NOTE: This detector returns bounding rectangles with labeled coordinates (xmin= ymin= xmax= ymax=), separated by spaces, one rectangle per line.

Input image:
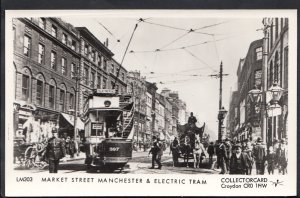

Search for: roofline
xmin=76 ymin=27 xmax=114 ymax=57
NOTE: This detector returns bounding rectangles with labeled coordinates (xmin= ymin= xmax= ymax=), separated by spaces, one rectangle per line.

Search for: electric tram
xmin=82 ymin=89 xmax=135 ymax=172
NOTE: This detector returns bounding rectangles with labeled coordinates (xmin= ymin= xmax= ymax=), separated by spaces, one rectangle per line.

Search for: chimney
xmin=106 ymin=38 xmax=109 ymax=47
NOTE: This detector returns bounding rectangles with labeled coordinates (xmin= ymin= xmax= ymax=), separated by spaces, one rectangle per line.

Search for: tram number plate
xmin=109 ymin=147 xmax=120 ymax=152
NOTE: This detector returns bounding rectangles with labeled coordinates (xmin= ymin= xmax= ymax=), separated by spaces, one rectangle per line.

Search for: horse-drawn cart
xmin=176 ymin=123 xmax=206 ymax=167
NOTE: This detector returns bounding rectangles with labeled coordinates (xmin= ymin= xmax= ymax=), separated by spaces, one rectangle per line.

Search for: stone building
xmin=13 ymin=17 xmax=81 ymax=140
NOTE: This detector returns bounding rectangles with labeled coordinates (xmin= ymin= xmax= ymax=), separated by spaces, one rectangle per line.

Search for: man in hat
xmin=252 ymin=137 xmax=266 ymax=175
xmin=218 ymin=139 xmax=228 ymax=174
xmin=148 ymin=136 xmax=162 ymax=169
xmin=224 ymin=138 xmax=232 ymax=172
xmin=45 ymin=128 xmax=66 ymax=173
xmin=276 ymin=138 xmax=288 ymax=175
xmin=229 ymin=143 xmax=249 ymax=175
xmin=188 ymin=112 xmax=197 ymax=128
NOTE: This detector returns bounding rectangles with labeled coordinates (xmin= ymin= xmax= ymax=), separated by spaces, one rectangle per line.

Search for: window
xmin=84 ymin=67 xmax=89 ymax=85
xmin=111 ymin=81 xmax=115 ymax=89
xmin=13 ymin=27 xmax=16 ymax=45
xmin=269 ymin=61 xmax=273 ymax=88
xmin=275 ymin=18 xmax=279 ymax=39
xmin=36 ymin=80 xmax=43 ymax=105
xmin=51 ymin=25 xmax=57 ymax=38
xmin=69 ymin=93 xmax=74 ymax=110
xmin=50 ymin=51 xmax=57 ymax=70
xmin=102 ymin=78 xmax=107 ymax=89
xmin=61 ymin=57 xmax=67 ymax=76
xmin=49 ymin=85 xmax=55 ymax=108
xmin=84 ymin=44 xmax=88 ymax=55
xmin=38 ymin=18 xmax=46 ymax=30
xmin=255 ymin=47 xmax=262 ymax=61
xmin=91 ymin=71 xmax=95 ymax=88
xmin=91 ymin=50 xmax=96 ymax=62
xmin=38 ymin=44 xmax=45 ymax=64
xmin=23 ymin=35 xmax=31 ymax=57
xmin=284 ymin=47 xmax=288 ymax=88
xmin=59 ymin=90 xmax=65 ymax=111
xmin=22 ymin=75 xmax=29 ymax=100
xmin=98 ymin=55 xmax=102 ymax=67
xmin=62 ymin=33 xmax=67 ymax=44
xmin=111 ymin=64 xmax=115 ymax=74
xmin=97 ymin=75 xmax=101 ymax=89
xmin=121 ymin=73 xmax=125 ymax=81
xmin=71 ymin=40 xmax=76 ymax=51
xmin=254 ymin=70 xmax=262 ymax=89
xmin=71 ymin=63 xmax=76 ymax=78
xmin=103 ymin=59 xmax=107 ymax=71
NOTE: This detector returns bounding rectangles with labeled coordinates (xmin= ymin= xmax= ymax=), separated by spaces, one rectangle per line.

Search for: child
xmin=265 ymin=146 xmax=276 ymax=175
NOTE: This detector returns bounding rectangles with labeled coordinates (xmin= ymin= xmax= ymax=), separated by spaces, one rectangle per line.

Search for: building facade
xmin=263 ymin=18 xmax=289 ymax=145
xmin=229 ymin=39 xmax=263 ymax=141
xmin=127 ymin=71 xmax=148 ymax=143
xmin=13 ymin=17 xmax=81 ymax=140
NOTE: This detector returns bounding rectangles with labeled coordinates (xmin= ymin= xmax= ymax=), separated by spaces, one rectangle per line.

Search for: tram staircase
xmin=120 ymin=102 xmax=134 ymax=139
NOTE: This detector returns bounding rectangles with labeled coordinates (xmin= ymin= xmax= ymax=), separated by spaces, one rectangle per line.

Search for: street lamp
xmin=218 ymin=106 xmax=228 ymax=140
xmin=248 ymin=82 xmax=284 ymax=144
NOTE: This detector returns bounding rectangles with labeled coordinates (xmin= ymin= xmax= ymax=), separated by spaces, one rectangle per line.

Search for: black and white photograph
xmin=4 ymin=10 xmax=297 ymax=196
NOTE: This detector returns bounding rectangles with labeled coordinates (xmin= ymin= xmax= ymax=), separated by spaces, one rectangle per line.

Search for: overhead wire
xmin=184 ymin=48 xmax=218 ymax=72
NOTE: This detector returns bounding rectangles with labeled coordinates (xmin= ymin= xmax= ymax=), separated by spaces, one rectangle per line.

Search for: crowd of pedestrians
xmin=214 ymin=137 xmax=288 ymax=175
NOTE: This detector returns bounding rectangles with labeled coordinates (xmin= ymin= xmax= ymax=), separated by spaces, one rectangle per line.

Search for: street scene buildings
xmin=11 ymin=16 xmax=290 ymax=175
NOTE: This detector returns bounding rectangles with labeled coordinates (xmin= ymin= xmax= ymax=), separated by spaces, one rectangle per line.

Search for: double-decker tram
xmin=82 ymin=89 xmax=134 ymax=172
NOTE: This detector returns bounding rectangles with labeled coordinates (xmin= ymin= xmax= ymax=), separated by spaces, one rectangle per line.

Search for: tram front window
xmin=105 ymin=116 xmax=120 ymax=138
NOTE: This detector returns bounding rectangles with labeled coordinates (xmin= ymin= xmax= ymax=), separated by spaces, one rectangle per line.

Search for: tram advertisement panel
xmin=4 ymin=9 xmax=297 ymax=197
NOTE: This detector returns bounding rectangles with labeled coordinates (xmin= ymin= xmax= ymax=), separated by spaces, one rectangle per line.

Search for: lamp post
xmin=218 ymin=106 xmax=228 ymax=140
xmin=71 ymin=66 xmax=82 ymax=141
xmin=248 ymin=82 xmax=284 ymax=144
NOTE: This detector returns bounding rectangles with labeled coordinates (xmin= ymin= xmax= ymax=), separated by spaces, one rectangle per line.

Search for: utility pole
xmin=209 ymin=61 xmax=229 ymax=140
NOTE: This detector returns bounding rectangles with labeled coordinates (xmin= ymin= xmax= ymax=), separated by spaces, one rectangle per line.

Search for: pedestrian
xmin=45 ymin=128 xmax=66 ymax=173
xmin=224 ymin=138 xmax=232 ymax=173
xmin=218 ymin=139 xmax=228 ymax=174
xmin=69 ymin=138 xmax=76 ymax=158
xmin=229 ymin=144 xmax=248 ymax=175
xmin=252 ymin=137 xmax=266 ymax=175
xmin=215 ymin=140 xmax=220 ymax=169
xmin=276 ymin=138 xmax=288 ymax=175
xmin=265 ymin=146 xmax=276 ymax=175
xmin=207 ymin=142 xmax=215 ymax=164
xmin=243 ymin=144 xmax=254 ymax=175
xmin=170 ymin=137 xmax=180 ymax=167
xmin=193 ymin=140 xmax=206 ymax=168
xmin=148 ymin=136 xmax=162 ymax=169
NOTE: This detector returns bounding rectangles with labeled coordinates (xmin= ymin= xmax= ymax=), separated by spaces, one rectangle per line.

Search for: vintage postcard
xmin=4 ymin=10 xmax=297 ymax=196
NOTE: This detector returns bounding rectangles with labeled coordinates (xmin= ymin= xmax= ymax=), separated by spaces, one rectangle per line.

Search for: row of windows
xmin=83 ymin=66 xmax=108 ymax=89
xmin=267 ymin=47 xmax=288 ymax=88
xmin=111 ymin=64 xmax=126 ymax=81
xmin=38 ymin=18 xmax=77 ymax=51
xmin=21 ymin=74 xmax=74 ymax=111
xmin=84 ymin=42 xmax=108 ymax=71
xmin=23 ymin=35 xmax=78 ymax=77
xmin=268 ymin=18 xmax=288 ymax=52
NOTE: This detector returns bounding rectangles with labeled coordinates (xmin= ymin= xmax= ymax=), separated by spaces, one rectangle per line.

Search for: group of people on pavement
xmin=214 ymin=137 xmax=288 ymax=175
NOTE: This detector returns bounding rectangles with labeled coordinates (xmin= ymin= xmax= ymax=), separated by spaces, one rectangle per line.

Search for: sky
xmin=62 ymin=15 xmax=263 ymax=140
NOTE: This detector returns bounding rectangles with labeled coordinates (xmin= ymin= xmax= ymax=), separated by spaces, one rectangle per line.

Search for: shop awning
xmin=61 ymin=113 xmax=84 ymax=130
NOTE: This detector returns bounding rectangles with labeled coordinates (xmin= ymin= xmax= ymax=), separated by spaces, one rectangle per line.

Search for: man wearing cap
xmin=229 ymin=143 xmax=248 ymax=174
xmin=252 ymin=137 xmax=266 ymax=175
xmin=218 ymin=139 xmax=228 ymax=174
xmin=45 ymin=128 xmax=66 ymax=173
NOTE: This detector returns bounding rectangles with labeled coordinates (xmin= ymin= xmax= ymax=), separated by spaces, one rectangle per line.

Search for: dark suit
xmin=46 ymin=137 xmax=66 ymax=173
